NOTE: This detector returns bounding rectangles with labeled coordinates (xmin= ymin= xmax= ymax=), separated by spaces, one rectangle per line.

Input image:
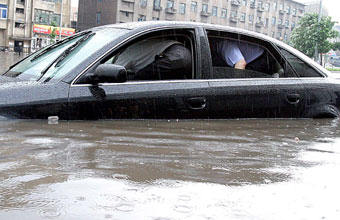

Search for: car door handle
xmin=286 ymin=93 xmax=300 ymax=104
xmin=187 ymin=97 xmax=206 ymax=110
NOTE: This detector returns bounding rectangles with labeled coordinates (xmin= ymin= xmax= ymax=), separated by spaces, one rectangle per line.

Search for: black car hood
xmin=0 ymin=76 xmax=40 ymax=88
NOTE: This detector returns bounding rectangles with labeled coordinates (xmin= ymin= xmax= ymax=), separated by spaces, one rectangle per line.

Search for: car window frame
xmin=72 ymin=27 xmax=200 ymax=86
xmin=275 ymin=46 xmax=326 ymax=78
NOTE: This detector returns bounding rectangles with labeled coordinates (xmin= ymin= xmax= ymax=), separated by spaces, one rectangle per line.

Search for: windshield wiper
xmin=38 ymin=32 xmax=96 ymax=82
xmin=31 ymin=31 xmax=93 ymax=62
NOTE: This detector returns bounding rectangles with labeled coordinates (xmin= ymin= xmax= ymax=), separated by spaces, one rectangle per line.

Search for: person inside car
xmin=212 ymin=39 xmax=264 ymax=70
xmin=114 ymin=38 xmax=192 ymax=80
xmin=209 ymin=38 xmax=282 ymax=78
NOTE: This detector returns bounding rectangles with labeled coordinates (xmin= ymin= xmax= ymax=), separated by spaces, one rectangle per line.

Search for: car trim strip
xmin=70 ymin=77 xmax=323 ymax=87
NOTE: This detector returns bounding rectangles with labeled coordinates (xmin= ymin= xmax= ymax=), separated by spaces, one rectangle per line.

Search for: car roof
xmin=92 ymin=21 xmax=278 ymax=42
xmin=92 ymin=21 xmax=297 ymax=53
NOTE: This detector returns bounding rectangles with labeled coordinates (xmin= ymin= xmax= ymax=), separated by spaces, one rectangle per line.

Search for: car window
xmin=280 ymin=49 xmax=323 ymax=77
xmin=3 ymin=28 xmax=128 ymax=82
xmin=207 ymin=30 xmax=291 ymax=79
xmin=76 ymin=29 xmax=195 ymax=84
xmin=3 ymin=37 xmax=81 ymax=81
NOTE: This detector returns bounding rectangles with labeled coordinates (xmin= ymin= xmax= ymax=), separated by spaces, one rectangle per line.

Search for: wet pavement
xmin=1 ymin=52 xmax=340 ymax=219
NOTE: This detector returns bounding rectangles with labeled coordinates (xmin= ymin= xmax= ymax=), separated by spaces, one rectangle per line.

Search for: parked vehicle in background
xmin=330 ymin=56 xmax=340 ymax=67
xmin=1 ymin=21 xmax=340 ymax=120
xmin=0 ymin=46 xmax=9 ymax=52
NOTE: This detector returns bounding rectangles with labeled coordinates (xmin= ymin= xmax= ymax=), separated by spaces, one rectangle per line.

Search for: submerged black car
xmin=1 ymin=21 xmax=340 ymax=120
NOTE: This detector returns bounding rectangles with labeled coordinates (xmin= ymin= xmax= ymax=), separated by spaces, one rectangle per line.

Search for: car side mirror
xmin=93 ymin=64 xmax=127 ymax=83
xmin=78 ymin=64 xmax=127 ymax=84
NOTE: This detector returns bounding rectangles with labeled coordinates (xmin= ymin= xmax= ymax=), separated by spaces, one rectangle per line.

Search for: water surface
xmin=0 ymin=119 xmax=339 ymax=220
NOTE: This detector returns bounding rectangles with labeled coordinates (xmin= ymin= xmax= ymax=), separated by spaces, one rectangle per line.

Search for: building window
xmin=221 ymin=8 xmax=227 ymax=18
xmin=279 ymin=4 xmax=283 ymax=11
xmin=140 ymin=0 xmax=147 ymax=7
xmin=292 ymin=21 xmax=295 ymax=29
xmin=264 ymin=18 xmax=268 ymax=27
xmin=298 ymin=9 xmax=304 ymax=15
xmin=15 ymin=22 xmax=25 ymax=28
xmin=152 ymin=17 xmax=159 ymax=20
xmin=154 ymin=0 xmax=161 ymax=8
xmin=286 ymin=6 xmax=290 ymax=14
xmin=191 ymin=1 xmax=197 ymax=12
xmin=271 ymin=31 xmax=275 ymax=37
xmin=34 ymin=9 xmax=60 ymax=25
xmin=16 ymin=8 xmax=24 ymax=14
xmin=250 ymin=0 xmax=255 ymax=8
xmin=242 ymin=0 xmax=247 ymax=6
xmin=278 ymin=18 xmax=282 ymax=25
xmin=231 ymin=10 xmax=237 ymax=18
xmin=257 ymin=1 xmax=262 ymax=8
xmin=284 ymin=33 xmax=287 ymax=41
xmin=292 ymin=8 xmax=297 ymax=16
xmin=249 ymin=14 xmax=254 ymax=24
xmin=264 ymin=3 xmax=270 ymax=11
xmin=179 ymin=3 xmax=186 ymax=14
xmin=138 ymin=14 xmax=146 ymax=21
xmin=277 ymin=32 xmax=281 ymax=38
xmin=96 ymin=12 xmax=101 ymax=24
xmin=285 ymin=20 xmax=289 ymax=27
xmin=256 ymin=16 xmax=261 ymax=23
xmin=273 ymin=2 xmax=277 ymax=11
xmin=0 ymin=4 xmax=8 ymax=19
xmin=272 ymin=16 xmax=276 ymax=25
xmin=212 ymin=6 xmax=217 ymax=16
xmin=166 ymin=0 xmax=174 ymax=9
xmin=240 ymin=12 xmax=246 ymax=22
xmin=98 ymin=0 xmax=102 ymax=2
xmin=202 ymin=4 xmax=208 ymax=13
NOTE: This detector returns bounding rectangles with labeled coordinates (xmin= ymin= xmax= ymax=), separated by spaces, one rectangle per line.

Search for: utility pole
xmin=314 ymin=0 xmax=323 ymax=63
xmin=59 ymin=0 xmax=63 ymax=41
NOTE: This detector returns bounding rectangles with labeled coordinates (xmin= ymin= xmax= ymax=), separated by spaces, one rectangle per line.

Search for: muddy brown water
xmin=1 ymin=53 xmax=340 ymax=220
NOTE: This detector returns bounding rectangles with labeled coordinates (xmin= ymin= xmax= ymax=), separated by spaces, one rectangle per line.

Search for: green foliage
xmin=326 ymin=67 xmax=340 ymax=71
xmin=291 ymin=13 xmax=339 ymax=58
xmin=332 ymin=42 xmax=340 ymax=51
xmin=49 ymin=21 xmax=58 ymax=44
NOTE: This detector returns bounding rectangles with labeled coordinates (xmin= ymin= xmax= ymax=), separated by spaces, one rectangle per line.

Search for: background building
xmin=0 ymin=0 xmax=73 ymax=53
xmin=304 ymin=0 xmax=328 ymax=17
xmin=70 ymin=5 xmax=77 ymax=29
xmin=78 ymin=0 xmax=305 ymax=42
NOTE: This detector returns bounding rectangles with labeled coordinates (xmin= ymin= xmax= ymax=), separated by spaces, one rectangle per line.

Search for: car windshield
xmin=2 ymin=28 xmax=128 ymax=82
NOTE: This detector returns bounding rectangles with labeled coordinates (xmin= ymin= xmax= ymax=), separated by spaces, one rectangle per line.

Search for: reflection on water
xmin=0 ymin=119 xmax=340 ymax=219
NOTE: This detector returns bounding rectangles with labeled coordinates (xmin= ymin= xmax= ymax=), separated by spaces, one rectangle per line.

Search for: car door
xmin=279 ymin=48 xmax=340 ymax=118
xmin=205 ymin=29 xmax=308 ymax=118
xmin=68 ymin=82 xmax=157 ymax=120
xmin=68 ymin=28 xmax=210 ymax=120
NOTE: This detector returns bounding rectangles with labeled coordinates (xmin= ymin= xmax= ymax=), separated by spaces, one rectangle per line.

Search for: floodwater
xmin=1 ymin=53 xmax=340 ymax=220
xmin=0 ymin=119 xmax=340 ymax=220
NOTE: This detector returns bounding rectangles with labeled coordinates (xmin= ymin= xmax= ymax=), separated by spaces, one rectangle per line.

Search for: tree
xmin=332 ymin=42 xmax=340 ymax=51
xmin=49 ymin=21 xmax=58 ymax=44
xmin=291 ymin=13 xmax=338 ymax=58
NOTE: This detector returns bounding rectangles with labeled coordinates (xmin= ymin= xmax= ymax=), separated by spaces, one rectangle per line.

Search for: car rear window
xmin=280 ymin=49 xmax=323 ymax=78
